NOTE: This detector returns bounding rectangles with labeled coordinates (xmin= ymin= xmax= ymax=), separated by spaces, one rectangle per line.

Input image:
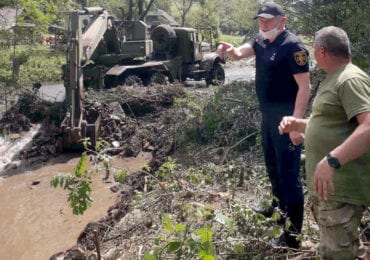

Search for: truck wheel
xmin=104 ymin=76 xmax=116 ymax=88
xmin=124 ymin=75 xmax=143 ymax=86
xmin=150 ymin=72 xmax=169 ymax=85
xmin=206 ymin=63 xmax=225 ymax=86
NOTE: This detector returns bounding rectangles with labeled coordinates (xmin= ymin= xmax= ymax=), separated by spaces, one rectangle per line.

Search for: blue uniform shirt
xmin=249 ymin=30 xmax=309 ymax=112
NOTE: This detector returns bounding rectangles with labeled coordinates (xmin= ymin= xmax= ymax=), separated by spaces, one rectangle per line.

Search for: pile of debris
xmin=85 ymin=85 xmax=187 ymax=170
xmin=0 ymin=91 xmax=64 ymax=168
xmin=0 ymin=85 xmax=188 ymax=172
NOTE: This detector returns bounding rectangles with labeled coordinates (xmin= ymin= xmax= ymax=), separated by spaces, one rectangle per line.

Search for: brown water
xmin=0 ymin=152 xmax=151 ymax=260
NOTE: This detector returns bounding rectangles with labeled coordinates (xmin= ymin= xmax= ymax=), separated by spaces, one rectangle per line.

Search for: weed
xmin=114 ymin=169 xmax=128 ymax=183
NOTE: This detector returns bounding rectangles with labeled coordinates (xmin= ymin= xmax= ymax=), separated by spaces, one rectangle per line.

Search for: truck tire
xmin=205 ymin=63 xmax=225 ymax=86
xmin=150 ymin=72 xmax=169 ymax=85
xmin=104 ymin=75 xmax=117 ymax=88
xmin=124 ymin=75 xmax=143 ymax=86
xmin=151 ymin=25 xmax=176 ymax=52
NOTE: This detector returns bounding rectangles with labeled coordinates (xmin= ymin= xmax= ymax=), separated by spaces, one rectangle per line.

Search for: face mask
xmin=259 ymin=22 xmax=281 ymax=40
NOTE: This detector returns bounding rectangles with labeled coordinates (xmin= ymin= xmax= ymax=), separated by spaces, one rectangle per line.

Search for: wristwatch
xmin=326 ymin=153 xmax=341 ymax=169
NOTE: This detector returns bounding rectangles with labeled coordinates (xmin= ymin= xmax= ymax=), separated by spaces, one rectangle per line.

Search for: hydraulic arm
xmin=62 ymin=7 xmax=109 ymax=148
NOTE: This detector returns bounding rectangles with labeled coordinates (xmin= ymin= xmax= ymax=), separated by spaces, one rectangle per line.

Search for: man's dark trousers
xmin=261 ymin=106 xmax=304 ymax=234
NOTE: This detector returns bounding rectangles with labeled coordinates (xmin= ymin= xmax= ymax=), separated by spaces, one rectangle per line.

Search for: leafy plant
xmin=50 ymin=152 xmax=93 ymax=215
xmin=145 ymin=212 xmax=216 ymax=260
xmin=176 ymin=82 xmax=260 ymax=153
xmin=155 ymin=156 xmax=175 ymax=180
xmin=114 ymin=169 xmax=128 ymax=183
xmin=50 ymin=138 xmax=129 ymax=215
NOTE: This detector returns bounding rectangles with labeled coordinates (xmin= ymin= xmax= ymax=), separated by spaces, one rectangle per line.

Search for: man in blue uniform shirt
xmin=217 ymin=2 xmax=311 ymax=248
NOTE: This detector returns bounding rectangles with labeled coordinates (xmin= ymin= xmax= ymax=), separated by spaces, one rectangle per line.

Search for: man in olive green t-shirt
xmin=278 ymin=26 xmax=370 ymax=259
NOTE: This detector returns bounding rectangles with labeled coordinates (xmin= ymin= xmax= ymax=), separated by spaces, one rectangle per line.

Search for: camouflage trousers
xmin=311 ymin=197 xmax=367 ymax=259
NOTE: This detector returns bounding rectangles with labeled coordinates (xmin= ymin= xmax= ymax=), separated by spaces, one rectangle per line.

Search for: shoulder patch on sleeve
xmin=294 ymin=50 xmax=308 ymax=66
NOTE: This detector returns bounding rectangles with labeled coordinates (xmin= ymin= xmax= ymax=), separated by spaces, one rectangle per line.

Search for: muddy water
xmin=0 ymin=125 xmax=42 ymax=172
xmin=0 ymin=152 xmax=151 ymax=260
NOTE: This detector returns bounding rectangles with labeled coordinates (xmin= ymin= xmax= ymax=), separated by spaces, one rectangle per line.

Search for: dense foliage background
xmin=0 ymin=0 xmax=369 ymax=88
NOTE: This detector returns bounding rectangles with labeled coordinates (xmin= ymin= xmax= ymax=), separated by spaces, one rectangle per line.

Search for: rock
xmin=87 ymin=253 xmax=98 ymax=260
xmin=109 ymin=101 xmax=125 ymax=118
xmin=49 ymin=252 xmax=65 ymax=260
xmin=9 ymin=133 xmax=21 ymax=140
xmin=110 ymin=184 xmax=120 ymax=193
xmin=112 ymin=141 xmax=120 ymax=148
xmin=64 ymin=246 xmax=87 ymax=260
xmin=39 ymin=135 xmax=51 ymax=143
xmin=301 ymin=240 xmax=317 ymax=250
xmin=107 ymin=120 xmax=117 ymax=130
xmin=110 ymin=114 xmax=121 ymax=121
xmin=123 ymin=136 xmax=141 ymax=157
xmin=46 ymin=144 xmax=57 ymax=156
xmin=31 ymin=180 xmax=41 ymax=185
xmin=4 ymin=162 xmax=18 ymax=170
xmin=143 ymin=140 xmax=154 ymax=152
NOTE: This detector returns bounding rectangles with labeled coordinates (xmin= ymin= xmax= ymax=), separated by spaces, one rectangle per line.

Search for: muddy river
xmin=0 ymin=62 xmax=255 ymax=259
xmin=0 ymin=150 xmax=151 ymax=260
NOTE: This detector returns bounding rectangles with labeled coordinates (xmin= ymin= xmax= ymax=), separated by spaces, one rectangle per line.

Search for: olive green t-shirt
xmin=305 ymin=63 xmax=370 ymax=205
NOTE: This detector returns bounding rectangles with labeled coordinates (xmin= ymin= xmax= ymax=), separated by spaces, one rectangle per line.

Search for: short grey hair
xmin=314 ymin=26 xmax=351 ymax=59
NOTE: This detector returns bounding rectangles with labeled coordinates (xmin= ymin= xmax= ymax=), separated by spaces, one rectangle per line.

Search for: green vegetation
xmin=50 ymin=139 xmax=126 ymax=215
xmin=135 ymin=157 xmax=297 ymax=259
xmin=176 ymin=82 xmax=260 ymax=155
xmin=50 ymin=151 xmax=93 ymax=215
xmin=19 ymin=47 xmax=64 ymax=85
xmin=0 ymin=45 xmax=64 ymax=87
xmin=217 ymin=34 xmax=245 ymax=46
xmin=281 ymin=0 xmax=370 ymax=69
xmin=145 ymin=212 xmax=216 ymax=259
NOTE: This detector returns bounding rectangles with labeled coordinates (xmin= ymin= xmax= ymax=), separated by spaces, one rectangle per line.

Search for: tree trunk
xmin=138 ymin=0 xmax=144 ymax=16
xmin=128 ymin=0 xmax=134 ymax=20
xmin=174 ymin=0 xmax=193 ymax=27
xmin=139 ymin=0 xmax=156 ymax=21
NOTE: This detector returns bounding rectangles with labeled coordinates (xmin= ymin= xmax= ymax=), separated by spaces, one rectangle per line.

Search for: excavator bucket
xmin=61 ymin=113 xmax=101 ymax=150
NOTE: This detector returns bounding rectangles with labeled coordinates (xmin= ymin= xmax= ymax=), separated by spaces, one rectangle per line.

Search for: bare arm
xmin=314 ymin=111 xmax=370 ymax=200
xmin=292 ymin=72 xmax=311 ymax=118
xmin=217 ymin=41 xmax=255 ymax=61
xmin=287 ymin=72 xmax=311 ymax=144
